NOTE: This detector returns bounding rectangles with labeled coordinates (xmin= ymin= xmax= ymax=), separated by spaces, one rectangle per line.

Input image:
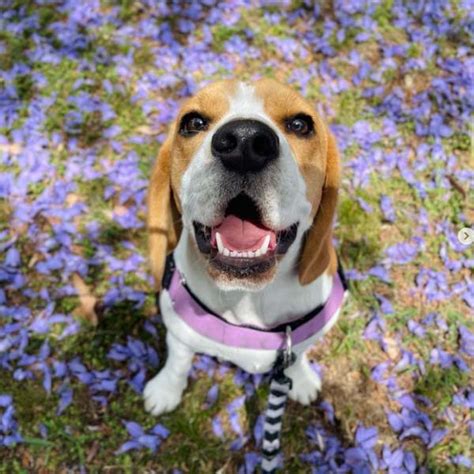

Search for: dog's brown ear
xmin=147 ymin=135 xmax=182 ymax=291
xmin=298 ymin=128 xmax=340 ymax=285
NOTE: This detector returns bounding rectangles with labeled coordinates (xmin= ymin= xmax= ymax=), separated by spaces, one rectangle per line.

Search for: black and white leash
xmin=261 ymin=326 xmax=296 ymax=473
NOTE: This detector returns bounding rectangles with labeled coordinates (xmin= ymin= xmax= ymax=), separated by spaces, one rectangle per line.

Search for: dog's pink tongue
xmin=211 ymin=215 xmax=276 ymax=251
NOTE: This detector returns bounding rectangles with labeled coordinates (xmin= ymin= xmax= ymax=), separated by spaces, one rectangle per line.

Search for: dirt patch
xmin=309 ymin=333 xmax=400 ymax=446
xmin=322 ymin=359 xmax=399 ymax=446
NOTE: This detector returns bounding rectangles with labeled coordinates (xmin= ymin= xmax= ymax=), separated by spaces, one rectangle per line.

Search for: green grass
xmin=337 ymin=192 xmax=383 ymax=272
xmin=415 ymin=366 xmax=469 ymax=410
xmin=334 ymin=90 xmax=368 ymax=126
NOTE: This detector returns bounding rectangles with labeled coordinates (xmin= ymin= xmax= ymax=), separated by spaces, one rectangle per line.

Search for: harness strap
xmin=158 ymin=253 xmax=347 ymax=351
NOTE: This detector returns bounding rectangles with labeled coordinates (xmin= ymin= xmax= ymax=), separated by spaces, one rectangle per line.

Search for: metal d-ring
xmin=283 ymin=325 xmax=293 ymax=368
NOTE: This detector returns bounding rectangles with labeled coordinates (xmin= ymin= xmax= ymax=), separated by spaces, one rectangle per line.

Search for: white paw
xmin=143 ymin=373 xmax=184 ymax=416
xmin=287 ymin=362 xmax=321 ymax=405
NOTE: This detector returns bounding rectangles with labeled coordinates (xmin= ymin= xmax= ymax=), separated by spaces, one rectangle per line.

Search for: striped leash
xmin=261 ymin=326 xmax=296 ymax=473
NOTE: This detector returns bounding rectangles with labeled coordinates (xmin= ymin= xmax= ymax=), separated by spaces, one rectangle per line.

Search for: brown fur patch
xmin=255 ymin=78 xmax=328 ymax=208
xmin=169 ymin=80 xmax=238 ymax=202
xmin=254 ymin=78 xmax=340 ymax=284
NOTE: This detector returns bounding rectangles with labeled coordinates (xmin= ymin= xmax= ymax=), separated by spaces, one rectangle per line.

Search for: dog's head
xmin=147 ymin=79 xmax=340 ymax=292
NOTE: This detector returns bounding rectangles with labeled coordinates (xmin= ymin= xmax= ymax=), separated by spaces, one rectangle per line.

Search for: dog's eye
xmin=179 ymin=113 xmax=209 ymax=136
xmin=285 ymin=114 xmax=314 ymax=137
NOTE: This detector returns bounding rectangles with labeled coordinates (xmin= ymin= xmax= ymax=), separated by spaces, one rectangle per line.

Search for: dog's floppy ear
xmin=298 ymin=128 xmax=340 ymax=285
xmin=147 ymin=134 xmax=182 ymax=291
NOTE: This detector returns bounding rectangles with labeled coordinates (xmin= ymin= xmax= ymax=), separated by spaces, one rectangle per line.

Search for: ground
xmin=0 ymin=1 xmax=473 ymax=473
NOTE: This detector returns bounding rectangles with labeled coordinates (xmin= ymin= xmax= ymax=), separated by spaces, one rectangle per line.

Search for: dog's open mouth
xmin=193 ymin=193 xmax=298 ymax=277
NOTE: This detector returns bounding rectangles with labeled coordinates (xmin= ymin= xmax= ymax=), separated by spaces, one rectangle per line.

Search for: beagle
xmin=144 ymin=79 xmax=346 ymax=416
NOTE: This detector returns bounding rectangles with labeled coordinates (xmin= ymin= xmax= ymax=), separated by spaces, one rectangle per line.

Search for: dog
xmin=144 ymin=78 xmax=346 ymax=417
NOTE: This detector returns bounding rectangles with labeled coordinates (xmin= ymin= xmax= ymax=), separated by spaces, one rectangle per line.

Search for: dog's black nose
xmin=211 ymin=119 xmax=279 ymax=173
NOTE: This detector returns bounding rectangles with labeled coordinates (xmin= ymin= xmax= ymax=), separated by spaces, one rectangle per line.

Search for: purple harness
xmin=161 ymin=254 xmax=347 ymax=351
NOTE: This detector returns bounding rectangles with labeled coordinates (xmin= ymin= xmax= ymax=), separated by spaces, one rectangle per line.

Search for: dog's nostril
xmin=251 ymin=134 xmax=277 ymax=159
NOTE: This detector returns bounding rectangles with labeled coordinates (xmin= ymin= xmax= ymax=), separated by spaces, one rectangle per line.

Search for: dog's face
xmin=148 ymin=79 xmax=340 ymax=291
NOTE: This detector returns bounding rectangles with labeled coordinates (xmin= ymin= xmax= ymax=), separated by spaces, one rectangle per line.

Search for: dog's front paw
xmin=287 ymin=360 xmax=321 ymax=405
xmin=144 ymin=374 xmax=183 ymax=415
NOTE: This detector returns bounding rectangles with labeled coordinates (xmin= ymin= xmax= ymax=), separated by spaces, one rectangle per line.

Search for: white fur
xmin=144 ymin=82 xmax=343 ymax=416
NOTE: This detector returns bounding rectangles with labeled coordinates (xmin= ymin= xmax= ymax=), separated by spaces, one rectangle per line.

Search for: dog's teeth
xmin=216 ymin=232 xmax=224 ymax=254
xmin=225 ymin=248 xmax=261 ymax=258
xmin=260 ymin=235 xmax=270 ymax=255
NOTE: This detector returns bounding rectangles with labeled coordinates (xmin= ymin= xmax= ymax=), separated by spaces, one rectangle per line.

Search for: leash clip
xmin=283 ymin=325 xmax=296 ymax=369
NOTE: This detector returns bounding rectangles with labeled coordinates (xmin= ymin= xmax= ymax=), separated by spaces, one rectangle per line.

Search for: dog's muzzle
xmin=192 ymin=119 xmax=298 ymax=280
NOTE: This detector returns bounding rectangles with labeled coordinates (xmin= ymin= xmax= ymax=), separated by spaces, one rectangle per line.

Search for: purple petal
xmin=241 ymin=451 xmax=260 ymax=474
xmin=0 ymin=395 xmax=12 ymax=407
xmin=226 ymin=395 xmax=245 ymax=413
xmin=253 ymin=414 xmax=264 ymax=445
xmin=229 ymin=411 xmax=242 ymax=435
xmin=4 ymin=247 xmax=20 ymax=267
xmin=137 ymin=434 xmax=159 ymax=452
xmin=367 ymin=265 xmax=391 ymax=283
xmin=459 ymin=326 xmax=474 ymax=357
xmin=383 ymin=446 xmax=404 ymax=468
xmin=123 ymin=421 xmax=144 ymax=438
xmin=115 ymin=440 xmax=141 ymax=454
xmin=407 ymin=320 xmax=426 ymax=337
xmin=387 ymin=412 xmax=404 ymax=433
xmin=205 ymin=384 xmax=219 ymax=408
xmin=150 ymin=424 xmax=170 ymax=438
xmin=452 ymin=455 xmax=472 ymax=468
xmin=428 ymin=428 xmax=448 ymax=448
xmin=319 ymin=400 xmax=335 ymax=425
xmin=345 ymin=447 xmax=368 ymax=465
xmin=403 ymin=451 xmax=417 ymax=472
xmin=355 ymin=425 xmax=378 ymax=449
xmin=376 ymin=294 xmax=394 ymax=314
xmin=229 ymin=435 xmax=247 ymax=451
xmin=211 ymin=416 xmax=224 ymax=438
xmin=57 ymin=387 xmax=73 ymax=415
